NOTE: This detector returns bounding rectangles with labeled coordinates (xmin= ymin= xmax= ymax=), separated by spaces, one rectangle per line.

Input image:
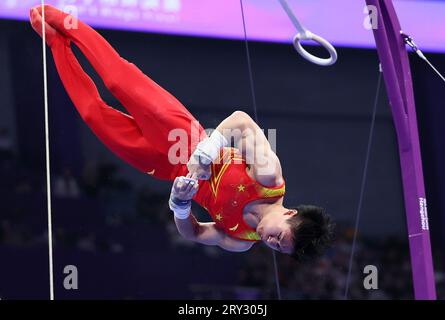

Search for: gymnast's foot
xmin=29 ymin=7 xmax=62 ymax=47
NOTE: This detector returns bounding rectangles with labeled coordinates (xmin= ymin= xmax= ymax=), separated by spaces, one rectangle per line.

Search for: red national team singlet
xmin=31 ymin=5 xmax=286 ymax=242
xmin=192 ymin=148 xmax=286 ymax=241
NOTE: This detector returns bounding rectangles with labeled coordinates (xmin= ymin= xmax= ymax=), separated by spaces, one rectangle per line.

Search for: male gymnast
xmin=30 ymin=5 xmax=334 ymax=260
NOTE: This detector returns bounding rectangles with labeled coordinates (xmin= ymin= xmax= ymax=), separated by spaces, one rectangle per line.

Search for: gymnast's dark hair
xmin=286 ymin=205 xmax=335 ymax=262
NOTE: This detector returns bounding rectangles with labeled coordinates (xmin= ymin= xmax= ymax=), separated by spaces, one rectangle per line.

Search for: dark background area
xmin=0 ymin=17 xmax=444 ymax=299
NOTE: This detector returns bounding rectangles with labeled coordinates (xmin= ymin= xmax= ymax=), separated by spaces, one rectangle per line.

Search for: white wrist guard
xmin=194 ymin=130 xmax=229 ymax=165
xmin=169 ymin=197 xmax=191 ymax=220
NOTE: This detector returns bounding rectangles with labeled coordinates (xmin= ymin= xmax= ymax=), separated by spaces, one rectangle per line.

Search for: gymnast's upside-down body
xmin=30 ymin=5 xmax=334 ymax=260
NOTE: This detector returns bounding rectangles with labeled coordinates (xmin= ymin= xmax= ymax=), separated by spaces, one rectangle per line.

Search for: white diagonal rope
xmin=344 ymin=65 xmax=382 ymax=299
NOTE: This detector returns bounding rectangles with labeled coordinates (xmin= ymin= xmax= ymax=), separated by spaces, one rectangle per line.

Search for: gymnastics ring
xmin=293 ymin=30 xmax=338 ymax=66
xmin=278 ymin=0 xmax=337 ymax=66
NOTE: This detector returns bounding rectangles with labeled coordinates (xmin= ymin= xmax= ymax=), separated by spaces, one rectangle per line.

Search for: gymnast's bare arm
xmin=216 ymin=111 xmax=284 ymax=186
xmin=187 ymin=111 xmax=283 ymax=185
xmin=170 ymin=175 xmax=254 ymax=252
xmin=174 ymin=214 xmax=254 ymax=252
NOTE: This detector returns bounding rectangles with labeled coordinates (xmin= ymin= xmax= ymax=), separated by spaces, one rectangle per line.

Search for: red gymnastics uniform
xmin=193 ymin=148 xmax=286 ymax=241
xmin=32 ymin=5 xmax=286 ymax=241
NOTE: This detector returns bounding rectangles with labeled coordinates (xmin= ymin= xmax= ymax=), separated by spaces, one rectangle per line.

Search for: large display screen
xmin=1 ymin=0 xmax=444 ymax=52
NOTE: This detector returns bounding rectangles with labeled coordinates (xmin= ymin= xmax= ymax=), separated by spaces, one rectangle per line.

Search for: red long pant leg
xmin=36 ymin=5 xmax=206 ymax=163
xmin=30 ymin=8 xmax=175 ymax=180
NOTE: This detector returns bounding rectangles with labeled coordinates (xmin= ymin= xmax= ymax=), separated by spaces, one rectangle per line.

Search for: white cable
xmin=402 ymin=32 xmax=445 ymax=84
xmin=422 ymin=55 xmax=445 ymax=83
xmin=40 ymin=1 xmax=55 ymax=301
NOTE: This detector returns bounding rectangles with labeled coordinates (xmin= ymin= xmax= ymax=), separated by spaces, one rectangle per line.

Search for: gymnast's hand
xmin=187 ymin=130 xmax=227 ymax=180
xmin=171 ymin=174 xmax=199 ymax=202
xmin=187 ymin=154 xmax=212 ymax=181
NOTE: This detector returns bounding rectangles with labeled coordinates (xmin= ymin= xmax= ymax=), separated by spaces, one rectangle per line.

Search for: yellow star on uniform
xmin=237 ymin=184 xmax=246 ymax=192
xmin=216 ymin=213 xmax=223 ymax=221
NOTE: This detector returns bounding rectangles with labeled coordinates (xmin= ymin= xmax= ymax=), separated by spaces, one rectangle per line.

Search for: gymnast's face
xmin=256 ymin=210 xmax=297 ymax=254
